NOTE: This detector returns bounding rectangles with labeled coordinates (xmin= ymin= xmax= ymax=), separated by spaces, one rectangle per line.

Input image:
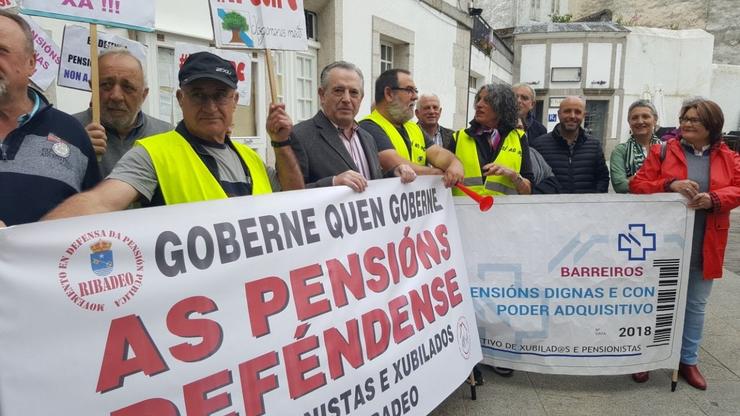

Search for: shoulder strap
xmin=660 ymin=141 xmax=667 ymax=162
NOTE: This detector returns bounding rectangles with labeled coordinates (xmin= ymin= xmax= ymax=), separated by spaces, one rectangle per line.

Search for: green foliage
xmin=550 ymin=13 xmax=572 ymax=23
xmin=222 ymin=11 xmax=248 ymax=32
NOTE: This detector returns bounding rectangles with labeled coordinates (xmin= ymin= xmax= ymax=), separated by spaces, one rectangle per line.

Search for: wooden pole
xmin=89 ymin=24 xmax=100 ymax=124
xmin=264 ymin=48 xmax=278 ymax=103
xmin=671 ymin=369 xmax=678 ymax=391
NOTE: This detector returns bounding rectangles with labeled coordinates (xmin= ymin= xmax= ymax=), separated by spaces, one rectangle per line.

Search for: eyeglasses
xmin=679 ymin=116 xmax=703 ymax=126
xmin=391 ymin=86 xmax=419 ymax=95
xmin=184 ymin=90 xmax=235 ymax=106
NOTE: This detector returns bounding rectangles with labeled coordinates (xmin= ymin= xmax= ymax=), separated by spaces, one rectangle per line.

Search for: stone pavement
xmin=431 ymin=211 xmax=740 ymax=416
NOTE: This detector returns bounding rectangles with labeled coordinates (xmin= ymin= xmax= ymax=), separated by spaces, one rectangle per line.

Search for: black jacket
xmin=530 ymin=124 xmax=609 ymax=193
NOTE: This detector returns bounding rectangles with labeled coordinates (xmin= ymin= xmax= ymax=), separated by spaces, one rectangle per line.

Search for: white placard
xmin=174 ymin=42 xmax=252 ymax=106
xmin=58 ymin=24 xmax=146 ymax=91
xmin=20 ymin=0 xmax=154 ymax=31
xmin=20 ymin=14 xmax=61 ymax=91
xmin=457 ymin=193 xmax=693 ymax=375
xmin=209 ymin=0 xmax=307 ymax=50
xmin=0 ymin=177 xmax=481 ymax=416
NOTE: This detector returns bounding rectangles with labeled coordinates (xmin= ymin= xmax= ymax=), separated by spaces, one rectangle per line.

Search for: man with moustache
xmin=359 ymin=69 xmax=463 ymax=187
xmin=530 ymin=96 xmax=609 ymax=193
xmin=290 ymin=61 xmax=415 ymax=192
xmin=74 ymin=48 xmax=172 ymax=177
xmin=0 ymin=9 xmax=99 ymax=226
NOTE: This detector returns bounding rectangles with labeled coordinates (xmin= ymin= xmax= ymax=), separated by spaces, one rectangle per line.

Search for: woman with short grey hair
xmin=610 ymin=99 xmax=661 ymax=193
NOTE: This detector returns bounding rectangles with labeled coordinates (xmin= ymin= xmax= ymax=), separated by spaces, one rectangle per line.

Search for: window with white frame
xmin=380 ymin=42 xmax=394 ymax=72
xmin=295 ymin=52 xmax=316 ymax=121
xmin=551 ymin=0 xmax=559 ymax=14
xmin=273 ymin=47 xmax=318 ymax=123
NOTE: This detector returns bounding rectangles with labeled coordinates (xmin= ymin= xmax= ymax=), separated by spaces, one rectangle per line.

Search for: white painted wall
xmin=339 ymin=0 xmax=462 ymax=127
xmin=621 ymin=27 xmax=714 ymax=140
xmin=549 ymin=43 xmax=583 ymax=89
xmin=711 ymin=64 xmax=740 ymax=132
xmin=586 ymin=43 xmax=612 ymax=88
xmin=520 ymin=44 xmax=546 ymax=87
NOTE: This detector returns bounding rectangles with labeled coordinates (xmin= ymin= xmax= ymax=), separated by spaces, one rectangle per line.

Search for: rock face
xmin=570 ymin=0 xmax=739 ymax=64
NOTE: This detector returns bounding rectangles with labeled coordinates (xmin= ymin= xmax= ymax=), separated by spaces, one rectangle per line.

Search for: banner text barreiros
xmin=21 ymin=0 xmax=155 ymax=31
xmin=457 ymin=194 xmax=693 ymax=375
xmin=0 ymin=177 xmax=481 ymax=416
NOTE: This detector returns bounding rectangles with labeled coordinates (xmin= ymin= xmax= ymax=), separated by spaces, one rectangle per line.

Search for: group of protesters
xmin=2 ymin=8 xmax=739 ymax=392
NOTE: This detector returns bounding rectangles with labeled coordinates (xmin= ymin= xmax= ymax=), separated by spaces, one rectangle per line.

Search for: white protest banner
xmin=20 ymin=0 xmax=154 ymax=31
xmin=209 ymin=0 xmax=307 ymax=50
xmin=457 ymin=194 xmax=692 ymax=375
xmin=20 ymin=14 xmax=61 ymax=91
xmin=174 ymin=42 xmax=253 ymax=106
xmin=0 ymin=177 xmax=481 ymax=416
xmin=58 ymin=24 xmax=146 ymax=91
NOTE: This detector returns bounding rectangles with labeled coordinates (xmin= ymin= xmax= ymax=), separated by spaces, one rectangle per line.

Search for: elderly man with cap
xmin=44 ymin=51 xmax=303 ymax=219
xmin=0 ymin=10 xmax=99 ymax=227
xmin=73 ymin=48 xmax=172 ymax=177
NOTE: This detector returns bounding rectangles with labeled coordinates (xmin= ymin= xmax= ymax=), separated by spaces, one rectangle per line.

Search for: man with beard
xmin=290 ymin=61 xmax=415 ymax=191
xmin=74 ymin=49 xmax=172 ymax=177
xmin=0 ymin=10 xmax=99 ymax=226
xmin=359 ymin=69 xmax=463 ymax=187
xmin=530 ymin=96 xmax=609 ymax=193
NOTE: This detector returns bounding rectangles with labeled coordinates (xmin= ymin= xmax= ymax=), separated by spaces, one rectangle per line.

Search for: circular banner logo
xmin=57 ymin=230 xmax=144 ymax=312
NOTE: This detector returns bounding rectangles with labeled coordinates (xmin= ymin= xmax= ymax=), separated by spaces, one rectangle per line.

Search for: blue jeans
xmin=680 ymin=268 xmax=714 ymax=365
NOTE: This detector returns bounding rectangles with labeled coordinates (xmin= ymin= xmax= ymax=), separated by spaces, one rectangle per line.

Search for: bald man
xmin=416 ymin=93 xmax=454 ymax=148
xmin=529 ymin=96 xmax=609 ymax=193
xmin=73 ymin=49 xmax=172 ymax=177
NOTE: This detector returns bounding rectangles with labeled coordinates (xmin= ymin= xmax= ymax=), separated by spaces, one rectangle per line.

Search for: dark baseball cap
xmin=179 ymin=51 xmax=238 ymax=89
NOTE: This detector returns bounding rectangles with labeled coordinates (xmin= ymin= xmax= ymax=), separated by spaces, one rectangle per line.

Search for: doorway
xmin=584 ymin=100 xmax=609 ymax=144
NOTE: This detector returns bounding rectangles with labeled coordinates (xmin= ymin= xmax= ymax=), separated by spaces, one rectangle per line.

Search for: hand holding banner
xmin=208 ymin=0 xmax=307 ymax=51
xmin=0 ymin=177 xmax=481 ymax=415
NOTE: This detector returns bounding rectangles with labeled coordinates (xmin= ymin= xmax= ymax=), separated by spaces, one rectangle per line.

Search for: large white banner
xmin=20 ymin=0 xmax=154 ymax=31
xmin=0 ymin=177 xmax=481 ymax=416
xmin=209 ymin=0 xmax=307 ymax=50
xmin=58 ymin=24 xmax=147 ymax=91
xmin=21 ymin=14 xmax=61 ymax=91
xmin=174 ymin=42 xmax=253 ymax=106
xmin=457 ymin=194 xmax=693 ymax=375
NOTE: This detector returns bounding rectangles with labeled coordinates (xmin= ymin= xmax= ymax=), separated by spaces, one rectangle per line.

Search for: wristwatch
xmin=271 ymin=139 xmax=292 ymax=148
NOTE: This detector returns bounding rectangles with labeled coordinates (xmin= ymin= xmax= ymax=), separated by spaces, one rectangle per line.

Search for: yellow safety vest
xmin=363 ymin=110 xmax=427 ymax=165
xmin=452 ymin=128 xmax=524 ymax=196
xmin=136 ymin=130 xmax=272 ymax=205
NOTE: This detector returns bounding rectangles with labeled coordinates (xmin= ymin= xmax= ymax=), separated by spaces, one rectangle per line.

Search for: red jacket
xmin=630 ymin=139 xmax=740 ymax=279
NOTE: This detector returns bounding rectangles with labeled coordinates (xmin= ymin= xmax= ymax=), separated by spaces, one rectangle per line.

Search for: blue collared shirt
xmin=17 ymin=89 xmax=41 ymax=127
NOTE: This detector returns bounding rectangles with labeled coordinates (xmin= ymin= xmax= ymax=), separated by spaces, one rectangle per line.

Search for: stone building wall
xmin=570 ymin=0 xmax=739 ymax=64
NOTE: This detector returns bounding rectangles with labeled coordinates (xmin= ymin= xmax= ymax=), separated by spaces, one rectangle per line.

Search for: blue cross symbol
xmin=618 ymin=224 xmax=656 ymax=261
